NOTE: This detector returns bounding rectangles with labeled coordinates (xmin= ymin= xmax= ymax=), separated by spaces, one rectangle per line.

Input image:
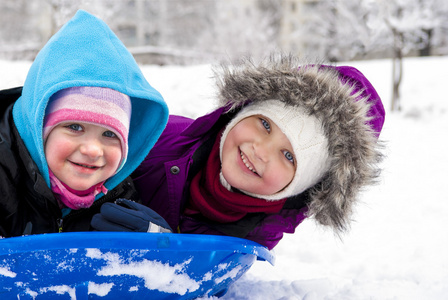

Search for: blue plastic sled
xmin=0 ymin=232 xmax=274 ymax=299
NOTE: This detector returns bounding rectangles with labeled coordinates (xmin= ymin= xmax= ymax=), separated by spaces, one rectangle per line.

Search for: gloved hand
xmin=91 ymin=199 xmax=172 ymax=233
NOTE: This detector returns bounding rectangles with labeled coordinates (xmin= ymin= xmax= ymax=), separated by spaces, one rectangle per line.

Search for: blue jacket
xmin=0 ymin=10 xmax=168 ymax=237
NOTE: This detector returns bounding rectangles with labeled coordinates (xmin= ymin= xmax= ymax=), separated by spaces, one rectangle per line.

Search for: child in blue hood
xmin=0 ymin=10 xmax=168 ymax=237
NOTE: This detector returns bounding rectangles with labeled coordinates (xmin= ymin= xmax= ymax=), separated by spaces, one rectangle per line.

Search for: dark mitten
xmin=91 ymin=199 xmax=172 ymax=233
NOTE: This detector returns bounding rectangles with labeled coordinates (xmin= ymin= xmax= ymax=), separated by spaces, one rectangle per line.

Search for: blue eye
xmin=283 ymin=150 xmax=295 ymax=164
xmin=260 ymin=118 xmax=271 ymax=132
xmin=66 ymin=124 xmax=82 ymax=131
xmin=103 ymin=131 xmax=117 ymax=138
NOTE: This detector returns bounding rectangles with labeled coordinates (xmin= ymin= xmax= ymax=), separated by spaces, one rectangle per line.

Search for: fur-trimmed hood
xmin=214 ymin=55 xmax=385 ymax=233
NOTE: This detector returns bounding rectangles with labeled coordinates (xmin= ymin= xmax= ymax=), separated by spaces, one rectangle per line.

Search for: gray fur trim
xmin=213 ymin=54 xmax=384 ymax=233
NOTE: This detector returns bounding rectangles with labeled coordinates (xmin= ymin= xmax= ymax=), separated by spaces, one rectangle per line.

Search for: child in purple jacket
xmin=93 ymin=55 xmax=385 ymax=250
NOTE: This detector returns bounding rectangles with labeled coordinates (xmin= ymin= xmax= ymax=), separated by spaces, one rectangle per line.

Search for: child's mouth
xmin=240 ymin=151 xmax=259 ymax=176
xmin=72 ymin=162 xmax=99 ymax=169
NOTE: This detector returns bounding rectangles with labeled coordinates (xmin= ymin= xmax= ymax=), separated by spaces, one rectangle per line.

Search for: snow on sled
xmin=0 ymin=232 xmax=274 ymax=299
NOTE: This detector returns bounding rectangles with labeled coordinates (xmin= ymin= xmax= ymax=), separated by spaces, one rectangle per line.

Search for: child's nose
xmin=253 ymin=141 xmax=270 ymax=162
xmin=79 ymin=140 xmax=103 ymax=159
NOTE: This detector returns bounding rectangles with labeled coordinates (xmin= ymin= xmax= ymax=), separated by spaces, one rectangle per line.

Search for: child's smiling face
xmin=221 ymin=115 xmax=296 ymax=196
xmin=45 ymin=122 xmax=122 ymax=191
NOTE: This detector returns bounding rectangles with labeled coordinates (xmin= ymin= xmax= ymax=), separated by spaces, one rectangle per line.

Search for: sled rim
xmin=0 ymin=232 xmax=275 ymax=265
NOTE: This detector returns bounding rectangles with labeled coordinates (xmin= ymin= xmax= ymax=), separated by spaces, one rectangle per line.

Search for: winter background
xmin=1 ymin=54 xmax=447 ymax=299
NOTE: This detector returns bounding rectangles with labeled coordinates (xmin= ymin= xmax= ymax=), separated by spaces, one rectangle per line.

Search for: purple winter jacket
xmin=132 ymin=107 xmax=307 ymax=250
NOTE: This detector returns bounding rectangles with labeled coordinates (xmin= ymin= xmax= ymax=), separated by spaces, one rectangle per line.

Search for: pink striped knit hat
xmin=44 ymin=86 xmax=132 ymax=173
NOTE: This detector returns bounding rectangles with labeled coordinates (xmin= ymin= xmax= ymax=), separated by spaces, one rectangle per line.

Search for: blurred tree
xmin=291 ymin=0 xmax=447 ymax=112
xmin=373 ymin=0 xmax=443 ymax=111
xmin=47 ymin=0 xmax=81 ymax=35
xmin=1 ymin=0 xmax=448 ymax=69
xmin=195 ymin=0 xmax=280 ymax=62
xmin=0 ymin=0 xmax=41 ymax=59
xmin=290 ymin=0 xmax=375 ymax=62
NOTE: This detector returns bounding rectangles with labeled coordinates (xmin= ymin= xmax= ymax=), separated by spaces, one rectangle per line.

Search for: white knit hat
xmin=219 ymin=99 xmax=331 ymax=201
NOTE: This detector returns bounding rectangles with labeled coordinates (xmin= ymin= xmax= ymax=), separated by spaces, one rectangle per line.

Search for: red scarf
xmin=186 ymin=134 xmax=286 ymax=223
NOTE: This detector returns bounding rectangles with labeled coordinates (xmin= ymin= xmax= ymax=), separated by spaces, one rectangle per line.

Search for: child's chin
xmin=65 ymin=181 xmax=96 ymax=192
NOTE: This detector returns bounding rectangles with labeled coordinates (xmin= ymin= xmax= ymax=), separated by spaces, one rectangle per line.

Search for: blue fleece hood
xmin=12 ymin=10 xmax=169 ymax=196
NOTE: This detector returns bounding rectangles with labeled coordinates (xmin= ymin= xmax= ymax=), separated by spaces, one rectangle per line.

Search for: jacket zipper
xmin=57 ymin=218 xmax=63 ymax=233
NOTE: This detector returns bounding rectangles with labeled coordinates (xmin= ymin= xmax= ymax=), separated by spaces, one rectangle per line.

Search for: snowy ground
xmin=1 ymin=56 xmax=447 ymax=299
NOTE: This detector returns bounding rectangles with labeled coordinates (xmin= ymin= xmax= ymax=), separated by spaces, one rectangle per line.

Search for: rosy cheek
xmin=58 ymin=140 xmax=74 ymax=150
xmin=109 ymin=148 xmax=122 ymax=168
xmin=46 ymin=138 xmax=66 ymax=156
xmin=56 ymin=142 xmax=75 ymax=157
xmin=270 ymin=167 xmax=294 ymax=192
